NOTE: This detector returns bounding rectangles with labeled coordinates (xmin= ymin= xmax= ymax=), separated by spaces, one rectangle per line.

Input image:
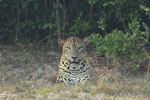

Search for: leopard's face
xmin=58 ymin=37 xmax=89 ymax=71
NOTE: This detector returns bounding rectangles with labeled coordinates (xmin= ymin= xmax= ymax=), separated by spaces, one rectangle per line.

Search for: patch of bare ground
xmin=0 ymin=44 xmax=150 ymax=100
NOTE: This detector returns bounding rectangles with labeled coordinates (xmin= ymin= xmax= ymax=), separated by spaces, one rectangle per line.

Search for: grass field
xmin=0 ymin=45 xmax=150 ymax=100
xmin=0 ymin=73 xmax=150 ymax=100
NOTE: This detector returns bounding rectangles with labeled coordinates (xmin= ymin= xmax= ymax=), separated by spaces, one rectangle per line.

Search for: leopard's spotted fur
xmin=56 ymin=37 xmax=92 ymax=85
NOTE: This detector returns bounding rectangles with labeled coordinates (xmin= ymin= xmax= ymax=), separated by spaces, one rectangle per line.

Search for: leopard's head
xmin=58 ymin=37 xmax=89 ymax=70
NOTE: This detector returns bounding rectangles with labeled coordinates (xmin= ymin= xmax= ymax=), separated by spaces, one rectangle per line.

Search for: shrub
xmin=90 ymin=18 xmax=150 ymax=69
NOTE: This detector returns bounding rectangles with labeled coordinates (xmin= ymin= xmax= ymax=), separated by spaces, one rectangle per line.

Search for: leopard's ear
xmin=58 ymin=39 xmax=64 ymax=46
xmin=83 ymin=36 xmax=90 ymax=44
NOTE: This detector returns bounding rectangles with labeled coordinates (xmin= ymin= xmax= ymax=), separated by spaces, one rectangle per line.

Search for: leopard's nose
xmin=72 ymin=57 xmax=77 ymax=60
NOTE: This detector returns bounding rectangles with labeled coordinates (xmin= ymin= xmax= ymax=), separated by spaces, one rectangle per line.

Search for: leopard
xmin=56 ymin=37 xmax=92 ymax=85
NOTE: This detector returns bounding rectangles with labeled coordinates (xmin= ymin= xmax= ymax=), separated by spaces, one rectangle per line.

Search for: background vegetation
xmin=0 ymin=0 xmax=150 ymax=70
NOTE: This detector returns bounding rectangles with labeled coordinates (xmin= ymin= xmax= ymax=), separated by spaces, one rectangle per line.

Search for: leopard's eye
xmin=78 ymin=47 xmax=83 ymax=51
xmin=65 ymin=46 xmax=71 ymax=50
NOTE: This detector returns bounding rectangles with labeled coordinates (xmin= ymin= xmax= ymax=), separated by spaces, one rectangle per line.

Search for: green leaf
xmin=131 ymin=64 xmax=140 ymax=69
xmin=140 ymin=5 xmax=145 ymax=10
xmin=41 ymin=23 xmax=56 ymax=29
xmin=145 ymin=8 xmax=150 ymax=12
xmin=88 ymin=0 xmax=97 ymax=5
xmin=103 ymin=1 xmax=115 ymax=7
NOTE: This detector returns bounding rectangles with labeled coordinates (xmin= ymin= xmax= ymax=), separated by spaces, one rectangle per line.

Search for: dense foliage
xmin=0 ymin=0 xmax=150 ymax=69
xmin=0 ymin=0 xmax=150 ymax=43
xmin=0 ymin=0 xmax=91 ymax=44
xmin=88 ymin=0 xmax=150 ymax=69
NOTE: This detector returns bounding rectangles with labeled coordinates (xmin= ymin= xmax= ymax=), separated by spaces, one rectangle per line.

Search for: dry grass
xmin=0 ymin=72 xmax=150 ymax=100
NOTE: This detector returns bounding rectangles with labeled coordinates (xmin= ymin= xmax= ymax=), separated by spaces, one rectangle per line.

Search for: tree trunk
xmin=56 ymin=0 xmax=61 ymax=40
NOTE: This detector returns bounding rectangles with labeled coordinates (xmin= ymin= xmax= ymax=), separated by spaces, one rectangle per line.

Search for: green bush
xmin=90 ymin=18 xmax=150 ymax=69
